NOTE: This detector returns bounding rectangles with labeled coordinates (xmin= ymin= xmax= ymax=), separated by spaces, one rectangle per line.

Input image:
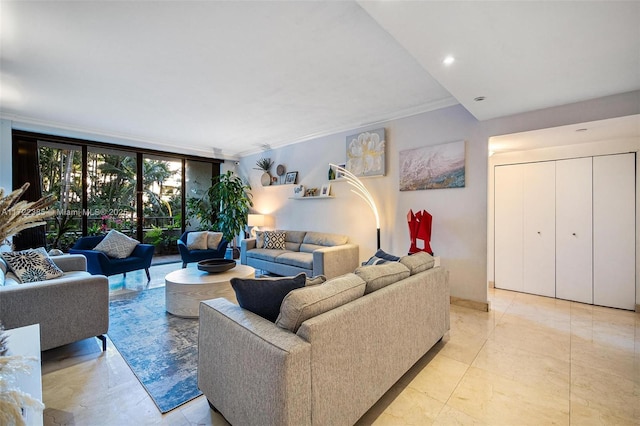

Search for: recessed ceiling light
xmin=443 ymin=55 xmax=455 ymax=66
xmin=474 ymin=96 xmax=486 ymax=102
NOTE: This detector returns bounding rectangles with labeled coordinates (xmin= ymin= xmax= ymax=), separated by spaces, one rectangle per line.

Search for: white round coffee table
xmin=165 ymin=264 xmax=255 ymax=318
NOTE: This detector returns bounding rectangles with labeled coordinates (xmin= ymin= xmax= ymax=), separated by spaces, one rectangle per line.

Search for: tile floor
xmin=40 ymin=266 xmax=640 ymax=425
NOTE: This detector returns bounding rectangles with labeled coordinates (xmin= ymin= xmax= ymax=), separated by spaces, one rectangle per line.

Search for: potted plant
xmin=254 ymin=158 xmax=274 ymax=186
xmin=206 ymin=171 xmax=253 ymax=259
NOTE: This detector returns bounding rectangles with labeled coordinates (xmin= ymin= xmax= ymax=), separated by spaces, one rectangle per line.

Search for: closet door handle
xmin=572 ymin=233 xmax=577 ymax=236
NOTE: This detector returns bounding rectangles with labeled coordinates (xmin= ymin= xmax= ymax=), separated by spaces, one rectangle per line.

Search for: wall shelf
xmin=288 ymin=196 xmax=335 ymax=200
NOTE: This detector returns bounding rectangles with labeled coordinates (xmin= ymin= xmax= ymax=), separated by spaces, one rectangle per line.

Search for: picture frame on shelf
xmin=293 ymin=184 xmax=305 ymax=198
xmin=285 ymin=171 xmax=298 ymax=184
xmin=320 ymin=183 xmax=331 ymax=197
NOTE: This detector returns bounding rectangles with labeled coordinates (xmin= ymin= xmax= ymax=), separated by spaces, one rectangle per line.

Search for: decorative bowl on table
xmin=197 ymin=259 xmax=237 ymax=273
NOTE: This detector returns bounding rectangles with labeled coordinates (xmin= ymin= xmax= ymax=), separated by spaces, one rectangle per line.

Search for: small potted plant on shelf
xmin=254 ymin=158 xmax=274 ymax=186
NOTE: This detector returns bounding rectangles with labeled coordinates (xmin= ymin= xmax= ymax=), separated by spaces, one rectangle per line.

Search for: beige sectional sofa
xmin=0 ymin=254 xmax=109 ymax=351
xmin=240 ymin=230 xmax=359 ymax=279
xmin=198 ymin=252 xmax=449 ymax=426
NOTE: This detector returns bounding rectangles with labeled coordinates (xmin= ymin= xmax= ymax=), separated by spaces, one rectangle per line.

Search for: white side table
xmin=4 ymin=324 xmax=43 ymax=426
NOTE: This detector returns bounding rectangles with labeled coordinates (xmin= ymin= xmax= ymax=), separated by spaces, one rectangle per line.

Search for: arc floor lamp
xmin=329 ymin=163 xmax=380 ymax=249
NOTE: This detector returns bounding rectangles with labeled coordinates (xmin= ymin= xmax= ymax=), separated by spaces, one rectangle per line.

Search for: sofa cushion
xmin=355 ymin=262 xmax=410 ymax=294
xmin=276 ymin=273 xmax=366 ymax=332
xmin=303 ymin=232 xmax=348 ymax=246
xmin=399 ymin=252 xmax=435 ymax=275
xmin=231 ymin=273 xmax=306 ymax=322
xmin=275 ymin=251 xmax=313 ymax=269
xmin=186 ymin=231 xmax=209 ymax=250
xmin=282 ymin=230 xmax=306 ymax=251
xmin=207 ymin=232 xmax=223 ymax=250
xmin=1 ymin=247 xmax=64 ymax=283
xmin=263 ymin=231 xmax=286 ymax=250
xmin=246 ymin=248 xmax=288 ymax=262
xmin=94 ymin=230 xmax=140 ymax=258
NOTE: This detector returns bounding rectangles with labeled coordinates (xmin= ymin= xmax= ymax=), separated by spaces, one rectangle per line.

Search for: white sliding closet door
xmin=593 ymin=153 xmax=636 ymax=310
xmin=556 ymin=157 xmax=593 ymax=304
xmin=523 ymin=162 xmax=556 ymax=297
xmin=495 ymin=164 xmax=523 ymax=292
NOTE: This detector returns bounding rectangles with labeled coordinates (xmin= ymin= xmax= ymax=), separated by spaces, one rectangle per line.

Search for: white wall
xmin=239 ymin=104 xmax=490 ymax=304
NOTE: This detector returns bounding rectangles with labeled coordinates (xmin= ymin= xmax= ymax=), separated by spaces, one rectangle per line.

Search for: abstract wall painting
xmin=346 ymin=128 xmax=385 ymax=177
xmin=399 ymin=140 xmax=465 ymax=191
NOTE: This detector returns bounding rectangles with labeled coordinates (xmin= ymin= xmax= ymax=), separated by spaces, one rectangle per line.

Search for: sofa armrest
xmin=198 ymin=298 xmax=311 ymax=426
xmin=240 ymin=238 xmax=256 ymax=265
xmin=131 ymin=243 xmax=155 ymax=266
xmin=0 ymin=273 xmax=109 ymax=351
xmin=51 ymin=254 xmax=87 ymax=272
xmin=312 ymin=243 xmax=359 ymax=278
xmin=68 ymin=248 xmax=112 ymax=275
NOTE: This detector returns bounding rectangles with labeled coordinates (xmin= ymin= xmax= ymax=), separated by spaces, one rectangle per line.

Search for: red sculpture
xmin=407 ymin=209 xmax=433 ymax=255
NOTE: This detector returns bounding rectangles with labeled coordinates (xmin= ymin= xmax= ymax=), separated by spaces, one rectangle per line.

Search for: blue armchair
xmin=177 ymin=231 xmax=229 ymax=268
xmin=70 ymin=235 xmax=155 ymax=281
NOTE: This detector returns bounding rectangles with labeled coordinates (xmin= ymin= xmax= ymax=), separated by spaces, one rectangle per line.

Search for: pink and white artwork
xmin=399 ymin=141 xmax=465 ymax=191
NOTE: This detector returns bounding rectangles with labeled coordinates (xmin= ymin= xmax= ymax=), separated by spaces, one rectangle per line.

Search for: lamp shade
xmin=247 ymin=214 xmax=265 ymax=227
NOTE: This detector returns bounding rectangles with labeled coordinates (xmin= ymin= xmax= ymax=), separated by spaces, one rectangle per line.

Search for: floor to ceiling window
xmin=12 ymin=130 xmax=221 ymax=254
xmin=87 ymin=148 xmax=138 ymax=238
xmin=141 ymin=155 xmax=182 ymax=254
xmin=38 ymin=142 xmax=83 ymax=250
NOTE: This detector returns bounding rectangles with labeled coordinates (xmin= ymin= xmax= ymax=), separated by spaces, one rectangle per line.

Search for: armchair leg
xmin=123 ymin=272 xmax=126 ymax=278
xmin=97 ymin=335 xmax=107 ymax=351
xmin=145 ymin=268 xmax=151 ymax=282
xmin=182 ymin=262 xmax=187 ymax=268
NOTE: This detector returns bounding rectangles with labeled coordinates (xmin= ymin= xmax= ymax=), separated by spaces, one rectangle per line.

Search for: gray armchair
xmin=0 ymin=254 xmax=109 ymax=351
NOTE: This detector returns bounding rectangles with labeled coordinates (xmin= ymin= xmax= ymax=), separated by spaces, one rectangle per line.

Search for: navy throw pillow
xmin=230 ymin=273 xmax=306 ymax=322
xmin=375 ymin=249 xmax=400 ymax=262
xmin=363 ymin=249 xmax=401 ymax=266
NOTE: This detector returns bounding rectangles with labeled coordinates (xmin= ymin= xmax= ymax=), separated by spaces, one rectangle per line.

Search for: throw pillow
xmin=355 ymin=262 xmax=410 ymax=294
xmin=186 ymin=231 xmax=208 ymax=250
xmin=305 ymin=274 xmax=327 ymax=286
xmin=207 ymin=232 xmax=223 ymax=250
xmin=263 ymin=231 xmax=286 ymax=250
xmin=362 ymin=248 xmax=401 ymax=266
xmin=363 ymin=255 xmax=388 ymax=266
xmin=231 ymin=273 xmax=306 ymax=322
xmin=399 ymin=252 xmax=435 ymax=275
xmin=0 ymin=247 xmax=64 ymax=283
xmin=93 ymin=229 xmax=140 ymax=259
xmin=375 ymin=249 xmax=401 ymax=262
xmin=276 ymin=273 xmax=366 ymax=333
xmin=254 ymin=230 xmax=265 ymax=248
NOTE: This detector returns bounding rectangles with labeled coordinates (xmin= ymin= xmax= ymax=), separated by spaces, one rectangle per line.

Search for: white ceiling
xmin=1 ymin=1 xmax=639 ymax=159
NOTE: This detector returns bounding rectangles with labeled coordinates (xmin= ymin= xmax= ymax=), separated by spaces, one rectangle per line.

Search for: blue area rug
xmin=108 ymin=287 xmax=201 ymax=413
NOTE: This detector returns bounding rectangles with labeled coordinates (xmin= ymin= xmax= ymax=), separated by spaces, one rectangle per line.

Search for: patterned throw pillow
xmin=263 ymin=231 xmax=286 ymax=250
xmin=93 ymin=229 xmax=140 ymax=259
xmin=186 ymin=231 xmax=208 ymax=250
xmin=0 ymin=247 xmax=64 ymax=283
xmin=207 ymin=232 xmax=223 ymax=250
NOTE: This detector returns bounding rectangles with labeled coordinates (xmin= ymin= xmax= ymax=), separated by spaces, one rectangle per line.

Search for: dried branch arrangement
xmin=0 ymin=183 xmax=56 ymax=248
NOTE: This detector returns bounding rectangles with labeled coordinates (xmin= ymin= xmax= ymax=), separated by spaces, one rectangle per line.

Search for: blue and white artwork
xmin=399 ymin=140 xmax=465 ymax=191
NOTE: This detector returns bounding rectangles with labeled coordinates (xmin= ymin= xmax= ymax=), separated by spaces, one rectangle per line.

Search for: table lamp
xmin=247 ymin=214 xmax=265 ymax=238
